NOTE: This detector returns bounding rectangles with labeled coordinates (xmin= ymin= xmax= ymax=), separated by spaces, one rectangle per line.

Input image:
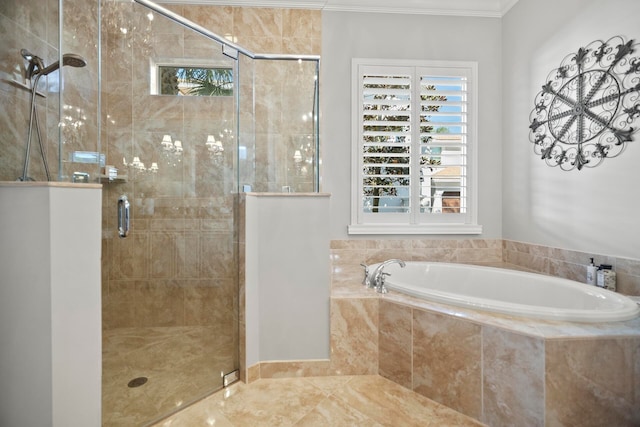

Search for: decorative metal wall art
xmin=529 ymin=36 xmax=640 ymax=171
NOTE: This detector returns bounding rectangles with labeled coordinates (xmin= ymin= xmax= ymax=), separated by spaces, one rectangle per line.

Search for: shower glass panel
xmin=241 ymin=58 xmax=319 ymax=193
xmin=60 ymin=0 xmax=101 ymax=183
xmin=100 ymin=1 xmax=239 ymax=425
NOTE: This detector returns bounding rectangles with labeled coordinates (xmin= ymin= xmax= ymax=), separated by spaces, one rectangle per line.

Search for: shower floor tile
xmin=102 ymin=326 xmax=236 ymax=427
xmin=150 ymin=375 xmax=486 ymax=426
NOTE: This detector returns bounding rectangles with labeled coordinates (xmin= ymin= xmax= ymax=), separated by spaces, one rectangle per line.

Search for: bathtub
xmin=374 ymin=262 xmax=640 ymax=322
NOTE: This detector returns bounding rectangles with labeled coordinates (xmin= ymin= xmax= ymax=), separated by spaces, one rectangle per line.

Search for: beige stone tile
xmin=331 ymin=375 xmax=483 ymax=427
xmin=482 ymin=327 xmax=544 ymax=427
xmin=184 ymin=283 xmax=236 ymax=326
xmin=456 ymin=247 xmax=502 ymax=263
xmin=294 ymin=395 xmax=383 ymax=426
xmin=246 ymin=363 xmax=260 ymax=383
xmin=110 ymin=233 xmax=149 ymax=279
xmin=411 ymin=239 xmax=459 ymax=249
xmin=617 ymin=272 xmax=640 ymax=296
xmin=330 ymin=240 xmax=375 ymax=250
xmin=153 ymin=404 xmax=234 ymax=427
xmin=331 ymin=279 xmax=374 ymax=298
xmin=378 ymin=299 xmax=412 ymax=389
xmin=150 ymin=232 xmax=176 ymax=278
xmin=260 ymin=360 xmax=330 ymax=379
xmin=135 ymin=281 xmax=185 ymax=327
xmin=616 ymin=257 xmax=640 ymax=276
xmin=548 ymin=258 xmax=585 ymax=282
xmin=330 ymin=298 xmax=379 ymax=375
xmin=546 ymin=337 xmax=640 ymax=427
xmin=409 ymin=247 xmax=459 ymax=262
xmin=303 ymin=375 xmax=357 ymax=395
xmin=217 ymin=377 xmax=327 ymax=425
xmin=412 ymin=310 xmax=482 ymax=420
xmin=151 ymin=383 xmax=244 ymax=427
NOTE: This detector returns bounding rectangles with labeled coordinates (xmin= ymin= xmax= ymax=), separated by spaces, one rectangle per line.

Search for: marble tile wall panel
xmin=330 ymin=297 xmax=379 ymax=375
xmin=504 ymin=240 xmax=640 ymax=295
xmin=412 ymin=309 xmax=483 ymax=420
xmin=330 ymin=239 xmax=503 ymax=294
xmin=545 ymin=337 xmax=640 ymax=427
xmin=482 ymin=326 xmax=545 ymax=427
xmin=259 ymin=360 xmax=330 ymax=379
xmin=378 ymin=299 xmax=412 ymax=389
xmin=0 ymin=0 xmax=59 ymax=182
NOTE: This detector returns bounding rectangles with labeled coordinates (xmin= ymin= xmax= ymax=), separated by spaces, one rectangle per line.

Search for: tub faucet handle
xmin=376 ymin=272 xmax=390 ymax=294
xmin=360 ymin=263 xmax=372 ymax=288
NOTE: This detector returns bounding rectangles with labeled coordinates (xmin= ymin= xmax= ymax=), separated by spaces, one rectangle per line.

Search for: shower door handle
xmin=117 ymin=195 xmax=130 ymax=238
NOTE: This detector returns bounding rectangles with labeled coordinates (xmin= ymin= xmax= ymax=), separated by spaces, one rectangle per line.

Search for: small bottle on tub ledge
xmin=586 ymin=258 xmax=597 ymax=285
xmin=596 ymin=264 xmax=616 ymax=292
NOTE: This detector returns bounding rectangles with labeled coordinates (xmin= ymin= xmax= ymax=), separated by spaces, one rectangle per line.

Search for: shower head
xmin=21 ymin=49 xmax=45 ymax=80
xmin=36 ymin=53 xmax=87 ymax=76
xmin=20 ymin=49 xmax=35 ymax=62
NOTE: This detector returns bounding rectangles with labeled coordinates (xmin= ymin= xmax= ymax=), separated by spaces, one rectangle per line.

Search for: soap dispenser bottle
xmin=586 ymin=258 xmax=597 ymax=285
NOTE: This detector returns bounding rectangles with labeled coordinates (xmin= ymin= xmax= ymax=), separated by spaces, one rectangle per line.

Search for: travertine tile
xmin=482 ymin=326 xmax=544 ymax=427
xmin=103 ymin=326 xmax=230 ymax=427
xmin=259 ymin=360 xmax=330 ymax=379
xmin=546 ymin=337 xmax=640 ymax=427
xmin=293 ymin=395 xmax=383 ymax=426
xmin=330 ymin=298 xmax=379 ymax=375
xmin=217 ymin=377 xmax=327 ymax=425
xmin=378 ymin=299 xmax=412 ymax=389
xmin=304 ymin=375 xmax=356 ymax=394
xmin=331 ymin=375 xmax=484 ymax=427
xmin=412 ymin=310 xmax=482 ymax=419
xmin=150 ymin=375 xmax=485 ymax=427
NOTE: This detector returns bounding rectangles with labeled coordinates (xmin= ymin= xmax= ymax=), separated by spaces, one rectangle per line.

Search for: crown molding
xmin=156 ymin=0 xmax=520 ymax=17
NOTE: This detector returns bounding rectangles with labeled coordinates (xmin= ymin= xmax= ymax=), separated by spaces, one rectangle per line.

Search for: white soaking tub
xmin=374 ymin=262 xmax=640 ymax=323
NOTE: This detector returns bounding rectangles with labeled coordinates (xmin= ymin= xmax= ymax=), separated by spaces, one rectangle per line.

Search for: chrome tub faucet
xmin=364 ymin=259 xmax=406 ymax=294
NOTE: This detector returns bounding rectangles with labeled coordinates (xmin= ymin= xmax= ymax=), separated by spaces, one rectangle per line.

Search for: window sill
xmin=348 ymin=223 xmax=483 ymax=235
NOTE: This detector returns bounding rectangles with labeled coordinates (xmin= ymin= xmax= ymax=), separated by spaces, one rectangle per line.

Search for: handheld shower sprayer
xmin=20 ymin=49 xmax=87 ymax=79
xmin=21 ymin=49 xmax=44 ymax=80
xmin=37 ymin=53 xmax=88 ymax=76
xmin=18 ymin=49 xmax=88 ymax=181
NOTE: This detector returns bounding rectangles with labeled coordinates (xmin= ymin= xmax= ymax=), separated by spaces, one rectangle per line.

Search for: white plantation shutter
xmin=362 ymin=72 xmax=412 ymax=215
xmin=350 ymin=59 xmax=481 ymax=234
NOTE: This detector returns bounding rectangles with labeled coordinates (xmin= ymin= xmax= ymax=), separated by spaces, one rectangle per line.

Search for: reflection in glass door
xmin=100 ymin=1 xmax=238 ymax=424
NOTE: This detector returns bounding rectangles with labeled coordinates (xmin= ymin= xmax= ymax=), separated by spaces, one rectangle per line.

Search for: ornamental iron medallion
xmin=529 ymin=36 xmax=640 ymax=171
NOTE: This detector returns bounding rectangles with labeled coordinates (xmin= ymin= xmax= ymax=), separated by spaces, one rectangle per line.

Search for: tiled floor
xmin=102 ymin=326 xmax=236 ymax=426
xmin=151 ymin=375 xmax=486 ymax=426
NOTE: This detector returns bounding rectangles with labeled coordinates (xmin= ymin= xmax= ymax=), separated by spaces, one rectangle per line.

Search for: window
xmin=149 ymin=58 xmax=234 ymax=97
xmin=158 ymin=66 xmax=233 ymax=96
xmin=349 ymin=59 xmax=481 ymax=234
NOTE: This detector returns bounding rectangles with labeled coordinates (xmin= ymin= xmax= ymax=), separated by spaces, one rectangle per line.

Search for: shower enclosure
xmin=0 ymin=0 xmax=319 ymax=423
xmin=99 ymin=1 xmax=320 ymax=425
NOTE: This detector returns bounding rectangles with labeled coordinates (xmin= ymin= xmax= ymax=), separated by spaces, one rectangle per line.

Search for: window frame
xmin=149 ymin=57 xmax=234 ymax=97
xmin=349 ymin=58 xmax=482 ymax=235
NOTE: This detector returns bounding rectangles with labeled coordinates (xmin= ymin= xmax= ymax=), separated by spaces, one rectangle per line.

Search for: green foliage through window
xmin=159 ymin=66 xmax=233 ymax=96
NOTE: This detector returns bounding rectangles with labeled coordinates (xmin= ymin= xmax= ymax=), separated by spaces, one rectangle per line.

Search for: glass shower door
xmin=100 ymin=1 xmax=239 ymax=425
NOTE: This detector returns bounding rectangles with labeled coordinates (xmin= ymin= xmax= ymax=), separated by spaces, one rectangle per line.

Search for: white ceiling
xmin=160 ymin=0 xmax=520 ymax=17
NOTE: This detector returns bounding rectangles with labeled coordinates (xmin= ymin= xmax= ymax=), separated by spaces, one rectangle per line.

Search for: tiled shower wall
xmin=0 ymin=0 xmax=100 ymax=182
xmin=101 ymin=3 xmax=321 ymax=331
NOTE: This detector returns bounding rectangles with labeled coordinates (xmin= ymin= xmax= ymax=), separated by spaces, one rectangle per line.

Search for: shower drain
xmin=127 ymin=377 xmax=148 ymax=388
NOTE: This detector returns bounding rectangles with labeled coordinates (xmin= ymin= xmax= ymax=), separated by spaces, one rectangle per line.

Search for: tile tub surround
xmin=503 ymin=240 xmax=640 ymax=296
xmin=329 ymin=239 xmax=640 ymax=426
xmin=330 ymin=239 xmax=640 ymax=296
xmin=332 ymin=289 xmax=640 ymax=426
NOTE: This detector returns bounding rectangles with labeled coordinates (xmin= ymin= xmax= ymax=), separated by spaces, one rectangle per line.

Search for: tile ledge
xmin=0 ymin=181 xmax=101 ymax=189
